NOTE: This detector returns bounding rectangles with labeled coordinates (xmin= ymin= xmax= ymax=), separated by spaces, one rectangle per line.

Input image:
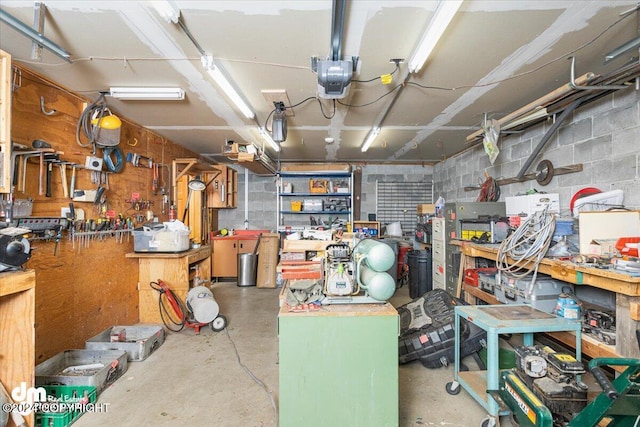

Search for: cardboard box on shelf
xmin=588 ymin=239 xmax=619 ymax=257
xmin=578 ymin=211 xmax=640 ymax=255
xmin=417 ymin=204 xmax=436 ymax=215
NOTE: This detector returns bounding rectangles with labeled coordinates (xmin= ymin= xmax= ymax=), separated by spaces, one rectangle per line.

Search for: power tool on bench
xmin=324 ymin=243 xmax=356 ymax=296
xmin=512 ymin=345 xmax=588 ymax=420
xmin=493 ymin=343 xmax=640 ymax=427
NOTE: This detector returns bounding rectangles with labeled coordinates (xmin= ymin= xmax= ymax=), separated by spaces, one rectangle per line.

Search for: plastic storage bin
xmin=0 ymin=199 xmax=33 ymax=218
xmin=133 ymin=225 xmax=190 ymax=252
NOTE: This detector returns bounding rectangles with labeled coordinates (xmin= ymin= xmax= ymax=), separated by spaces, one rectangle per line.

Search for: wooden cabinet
xmin=278 ymin=302 xmax=399 ymax=426
xmin=0 ymin=269 xmax=35 ymax=427
xmin=206 ymin=165 xmax=237 ymax=208
xmin=126 ymin=246 xmax=212 ymax=323
xmin=0 ymin=50 xmax=11 ymax=193
xmin=172 ymin=158 xmax=223 ymax=243
xmin=212 ymin=238 xmax=258 ymax=278
xmin=353 ymin=220 xmax=380 ymax=237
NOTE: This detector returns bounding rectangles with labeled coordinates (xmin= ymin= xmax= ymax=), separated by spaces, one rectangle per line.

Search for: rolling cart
xmin=445 ymin=305 xmax=581 ymax=427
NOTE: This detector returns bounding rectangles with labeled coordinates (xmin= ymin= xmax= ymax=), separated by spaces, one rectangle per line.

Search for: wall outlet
xmin=85 ymin=156 xmax=103 ymax=171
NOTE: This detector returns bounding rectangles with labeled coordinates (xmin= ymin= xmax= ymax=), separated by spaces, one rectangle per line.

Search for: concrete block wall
xmin=217 ymin=167 xmax=277 ymax=231
xmin=434 ymin=88 xmax=640 ymax=213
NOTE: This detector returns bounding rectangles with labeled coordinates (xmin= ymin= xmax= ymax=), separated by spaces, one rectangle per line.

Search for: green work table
xmin=278 ymin=302 xmax=399 ymax=427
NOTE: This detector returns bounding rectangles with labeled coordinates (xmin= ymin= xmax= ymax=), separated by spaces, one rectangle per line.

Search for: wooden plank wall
xmin=10 ymin=66 xmax=203 ymax=363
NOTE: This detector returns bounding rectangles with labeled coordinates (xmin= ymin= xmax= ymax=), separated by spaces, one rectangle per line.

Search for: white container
xmin=505 ymin=193 xmax=559 ymax=227
xmin=303 ymin=199 xmax=323 ymax=211
xmin=386 ymin=222 xmax=402 ymax=237
xmin=186 ymin=286 xmax=220 ymax=322
xmin=133 ymin=226 xmax=190 ymax=252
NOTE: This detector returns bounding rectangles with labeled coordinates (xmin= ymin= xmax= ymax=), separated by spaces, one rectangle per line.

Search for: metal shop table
xmin=447 ymin=305 xmax=581 ymax=426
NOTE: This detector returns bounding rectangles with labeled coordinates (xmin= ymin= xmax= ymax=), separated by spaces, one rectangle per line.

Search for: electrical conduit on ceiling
xmin=391 ymin=3 xmax=604 ymax=160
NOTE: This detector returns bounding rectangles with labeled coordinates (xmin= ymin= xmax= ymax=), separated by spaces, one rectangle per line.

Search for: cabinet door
xmin=238 ymin=239 xmax=257 ymax=254
xmin=207 ymin=166 xmax=238 ymax=208
xmin=212 ymin=239 xmax=238 ymax=277
xmin=279 ymin=312 xmax=398 ymax=426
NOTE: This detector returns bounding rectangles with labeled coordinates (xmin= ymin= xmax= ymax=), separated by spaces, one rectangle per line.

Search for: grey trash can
xmin=237 ymin=253 xmax=258 ymax=287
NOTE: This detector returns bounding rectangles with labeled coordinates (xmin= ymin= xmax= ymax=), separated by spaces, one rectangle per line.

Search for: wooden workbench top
xmin=279 ymin=301 xmax=397 ymax=317
xmin=125 ymin=245 xmax=211 ymax=259
xmin=460 ymin=241 xmax=640 ymax=296
xmin=0 ymin=269 xmax=35 ymax=296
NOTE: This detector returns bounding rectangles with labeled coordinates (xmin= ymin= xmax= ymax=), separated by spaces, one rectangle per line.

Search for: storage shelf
xmin=277 ymin=169 xmax=353 ymax=230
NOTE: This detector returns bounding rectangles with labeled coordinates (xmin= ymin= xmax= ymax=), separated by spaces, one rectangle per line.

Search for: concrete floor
xmin=75 ymin=282 xmax=493 ymax=427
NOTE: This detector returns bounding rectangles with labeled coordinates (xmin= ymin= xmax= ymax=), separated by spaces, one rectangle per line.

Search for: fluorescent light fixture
xmin=605 ymin=36 xmax=640 ymax=63
xmin=361 ymin=127 xmax=380 ymax=152
xmin=109 ymin=87 xmax=185 ymax=101
xmin=150 ymin=0 xmax=181 ymax=23
xmin=0 ymin=8 xmax=72 ymax=63
xmin=502 ymin=107 xmax=548 ymax=131
xmin=259 ymin=127 xmax=281 ymax=152
xmin=201 ymin=55 xmax=255 ymax=120
xmin=408 ymin=0 xmax=463 ymax=73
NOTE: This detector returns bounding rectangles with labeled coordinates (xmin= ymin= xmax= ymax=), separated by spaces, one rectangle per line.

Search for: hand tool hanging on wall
xmin=43 ymin=153 xmax=59 ymax=197
xmin=152 ymin=163 xmax=159 ymax=195
xmin=58 ymin=161 xmax=69 ymax=198
xmin=126 ymin=152 xmax=153 ymax=168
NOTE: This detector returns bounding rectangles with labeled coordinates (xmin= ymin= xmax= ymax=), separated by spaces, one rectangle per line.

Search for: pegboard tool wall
xmin=10 ymin=65 xmax=203 ymax=363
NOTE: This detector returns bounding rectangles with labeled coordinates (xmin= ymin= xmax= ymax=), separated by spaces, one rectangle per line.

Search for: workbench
xmin=0 ymin=269 xmax=35 ymax=427
xmin=278 ymin=302 xmax=399 ymax=427
xmin=457 ymin=242 xmax=640 ymax=360
xmin=126 ymin=246 xmax=211 ymax=323
xmin=450 ymin=305 xmax=581 ymax=421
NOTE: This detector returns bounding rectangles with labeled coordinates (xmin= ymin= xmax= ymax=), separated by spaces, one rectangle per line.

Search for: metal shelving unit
xmin=276 ymin=171 xmax=353 ymax=232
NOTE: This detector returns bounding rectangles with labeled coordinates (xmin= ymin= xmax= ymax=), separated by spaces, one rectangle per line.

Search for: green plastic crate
xmin=35 ymin=385 xmax=97 ymax=427
xmin=35 ymin=411 xmax=73 ymax=427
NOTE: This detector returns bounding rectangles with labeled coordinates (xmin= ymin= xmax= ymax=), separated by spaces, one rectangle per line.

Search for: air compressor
xmin=353 ymin=239 xmax=396 ymax=301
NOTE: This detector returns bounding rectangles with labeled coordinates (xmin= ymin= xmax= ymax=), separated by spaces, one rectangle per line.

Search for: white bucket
xmin=186 ymin=286 xmax=219 ymax=323
xmin=386 ymin=222 xmax=403 ymax=237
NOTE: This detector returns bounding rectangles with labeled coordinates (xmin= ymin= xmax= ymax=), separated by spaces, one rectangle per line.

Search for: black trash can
xmin=407 ymin=250 xmax=432 ymax=299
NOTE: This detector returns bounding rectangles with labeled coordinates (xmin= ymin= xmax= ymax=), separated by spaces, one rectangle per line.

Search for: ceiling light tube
xmin=502 ymin=107 xmax=548 ymax=131
xmin=605 ymin=36 xmax=640 ymax=63
xmin=202 ymin=56 xmax=255 ymax=120
xmin=361 ymin=127 xmax=380 ymax=152
xmin=0 ymin=9 xmax=72 ymax=63
xmin=259 ymin=127 xmax=281 ymax=152
xmin=109 ymin=87 xmax=185 ymax=100
xmin=150 ymin=0 xmax=181 ymax=24
xmin=408 ymin=0 xmax=463 ymax=73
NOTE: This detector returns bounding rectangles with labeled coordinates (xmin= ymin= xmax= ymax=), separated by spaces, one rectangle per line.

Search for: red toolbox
xmin=464 ymin=268 xmax=498 ymax=287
